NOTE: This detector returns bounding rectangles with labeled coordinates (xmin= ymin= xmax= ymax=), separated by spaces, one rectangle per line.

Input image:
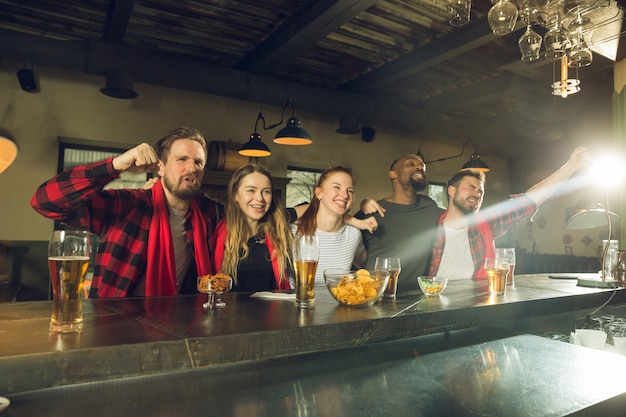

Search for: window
xmin=59 ymin=141 xmax=147 ymax=189
xmin=286 ymin=166 xmax=323 ymax=208
xmin=428 ymin=182 xmax=448 ymax=209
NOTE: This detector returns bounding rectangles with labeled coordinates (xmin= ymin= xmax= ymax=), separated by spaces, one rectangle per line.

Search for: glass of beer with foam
xmin=48 ymin=230 xmax=91 ymax=333
xmin=293 ymin=235 xmax=319 ymax=309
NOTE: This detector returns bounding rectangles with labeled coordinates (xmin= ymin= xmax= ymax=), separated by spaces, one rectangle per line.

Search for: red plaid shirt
xmin=31 ymin=158 xmax=223 ymax=298
xmin=428 ymin=194 xmax=537 ymax=278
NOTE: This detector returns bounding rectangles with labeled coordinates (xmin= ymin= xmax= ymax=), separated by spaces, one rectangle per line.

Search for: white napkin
xmin=250 ymin=292 xmax=296 ymax=300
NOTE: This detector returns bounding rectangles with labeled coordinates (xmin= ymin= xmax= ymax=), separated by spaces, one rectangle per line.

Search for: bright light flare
xmin=587 ymin=153 xmax=626 ymax=189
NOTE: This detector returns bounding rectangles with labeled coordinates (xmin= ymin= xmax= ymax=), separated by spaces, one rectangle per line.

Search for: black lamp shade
xmin=461 ymin=154 xmax=490 ymax=172
xmin=273 ymin=117 xmax=313 ymax=145
xmin=239 ymin=133 xmax=271 ymax=157
xmin=100 ymin=69 xmax=138 ymax=99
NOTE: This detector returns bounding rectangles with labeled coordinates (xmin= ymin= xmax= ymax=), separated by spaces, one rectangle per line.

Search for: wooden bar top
xmin=1 ymin=274 xmax=625 ymax=395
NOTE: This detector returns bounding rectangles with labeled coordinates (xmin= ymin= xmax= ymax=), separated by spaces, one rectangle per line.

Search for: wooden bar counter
xmin=2 ymin=274 xmax=626 ymax=416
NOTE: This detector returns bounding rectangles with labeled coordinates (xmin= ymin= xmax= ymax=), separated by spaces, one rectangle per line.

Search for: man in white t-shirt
xmin=429 ymin=147 xmax=590 ymax=280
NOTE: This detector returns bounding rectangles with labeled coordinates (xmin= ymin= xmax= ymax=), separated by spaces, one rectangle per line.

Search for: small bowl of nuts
xmin=417 ymin=276 xmax=448 ymax=296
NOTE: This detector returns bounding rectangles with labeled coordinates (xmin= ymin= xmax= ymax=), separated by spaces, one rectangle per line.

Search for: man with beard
xmin=429 ymin=146 xmax=590 ymax=280
xmin=355 ymin=154 xmax=444 ymax=294
xmin=31 ymin=127 xmax=223 ymax=298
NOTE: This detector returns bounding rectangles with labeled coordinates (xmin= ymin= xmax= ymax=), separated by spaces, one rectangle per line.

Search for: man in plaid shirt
xmin=31 ymin=127 xmax=223 ymax=298
xmin=429 ymin=147 xmax=590 ymax=280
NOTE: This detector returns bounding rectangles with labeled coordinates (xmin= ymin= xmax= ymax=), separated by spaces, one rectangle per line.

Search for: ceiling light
xmin=423 ymin=140 xmax=490 ymax=173
xmin=239 ymin=113 xmax=272 ymax=157
xmin=0 ymin=136 xmax=18 ymax=174
xmin=336 ymin=115 xmax=360 ymax=135
xmin=272 ymin=99 xmax=313 ymax=146
xmin=100 ymin=69 xmax=138 ymax=99
xmin=461 ymin=154 xmax=490 ymax=172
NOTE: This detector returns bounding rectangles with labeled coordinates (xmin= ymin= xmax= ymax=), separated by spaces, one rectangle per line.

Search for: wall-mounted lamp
xmin=566 ymin=203 xmax=620 ymax=288
xmin=272 ymin=98 xmax=312 ymax=145
xmin=0 ymin=136 xmax=18 ymax=174
xmin=420 ymin=140 xmax=490 ymax=173
xmin=239 ymin=113 xmax=272 ymax=157
xmin=565 ymin=153 xmax=626 ymax=287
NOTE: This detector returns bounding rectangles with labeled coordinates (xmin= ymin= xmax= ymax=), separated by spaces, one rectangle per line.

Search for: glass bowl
xmin=323 ymin=269 xmax=390 ymax=307
xmin=418 ymin=276 xmax=448 ymax=296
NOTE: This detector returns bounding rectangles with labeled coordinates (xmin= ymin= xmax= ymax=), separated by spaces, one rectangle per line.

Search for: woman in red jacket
xmin=211 ymin=164 xmax=293 ymax=291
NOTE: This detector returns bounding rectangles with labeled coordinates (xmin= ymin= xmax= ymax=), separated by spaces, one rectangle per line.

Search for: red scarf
xmin=145 ymin=180 xmax=212 ymax=296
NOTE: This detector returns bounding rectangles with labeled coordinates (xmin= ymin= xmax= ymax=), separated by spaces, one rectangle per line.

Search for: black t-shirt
xmin=232 ymin=235 xmax=277 ymax=292
xmin=356 ymin=194 xmax=444 ymax=294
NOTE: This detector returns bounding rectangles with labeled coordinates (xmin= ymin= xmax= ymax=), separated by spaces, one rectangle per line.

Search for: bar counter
xmin=3 ymin=274 xmax=626 ymax=416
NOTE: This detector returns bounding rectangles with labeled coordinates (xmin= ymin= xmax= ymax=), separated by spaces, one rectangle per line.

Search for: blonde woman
xmin=211 ymin=164 xmax=293 ymax=291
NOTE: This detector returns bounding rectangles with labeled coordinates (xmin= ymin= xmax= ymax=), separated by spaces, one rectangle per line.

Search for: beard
xmin=452 ymin=194 xmax=479 ymax=215
xmin=162 ymin=174 xmax=201 ymax=201
xmin=409 ymin=174 xmax=427 ymax=192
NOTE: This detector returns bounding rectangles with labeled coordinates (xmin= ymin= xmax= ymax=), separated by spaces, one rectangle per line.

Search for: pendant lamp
xmin=239 ymin=113 xmax=272 ymax=157
xmin=0 ymin=136 xmax=18 ymax=174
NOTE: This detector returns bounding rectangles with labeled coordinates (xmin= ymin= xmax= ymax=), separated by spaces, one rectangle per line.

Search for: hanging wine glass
xmin=518 ymin=24 xmax=543 ymax=62
xmin=544 ymin=16 xmax=569 ymax=59
xmin=447 ymin=0 xmax=472 ymax=26
xmin=488 ymin=0 xmax=518 ymax=35
xmin=568 ymin=11 xmax=594 ymax=42
xmin=569 ymin=39 xmax=593 ymax=67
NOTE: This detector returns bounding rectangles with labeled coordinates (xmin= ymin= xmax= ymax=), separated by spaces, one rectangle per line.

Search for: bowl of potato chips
xmin=323 ymin=269 xmax=390 ymax=307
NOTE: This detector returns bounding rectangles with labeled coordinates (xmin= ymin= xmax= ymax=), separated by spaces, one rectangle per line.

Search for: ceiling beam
xmin=102 ymin=0 xmax=135 ymax=43
xmin=236 ymin=0 xmax=378 ymax=73
xmin=343 ymin=17 xmax=501 ymax=93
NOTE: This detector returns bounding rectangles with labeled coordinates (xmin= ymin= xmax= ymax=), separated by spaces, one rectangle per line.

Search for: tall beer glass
xmin=48 ymin=230 xmax=90 ymax=333
xmin=293 ymin=235 xmax=319 ymax=309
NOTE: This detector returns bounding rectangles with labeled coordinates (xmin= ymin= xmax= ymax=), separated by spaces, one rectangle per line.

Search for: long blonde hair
xmin=222 ymin=164 xmax=292 ymax=284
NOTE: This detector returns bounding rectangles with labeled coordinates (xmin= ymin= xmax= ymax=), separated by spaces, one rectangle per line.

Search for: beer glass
xmin=293 ymin=235 xmax=319 ymax=309
xmin=375 ymin=257 xmax=401 ymax=298
xmin=484 ymin=257 xmax=508 ymax=295
xmin=496 ymin=248 xmax=516 ymax=286
xmin=48 ymin=230 xmax=90 ymax=333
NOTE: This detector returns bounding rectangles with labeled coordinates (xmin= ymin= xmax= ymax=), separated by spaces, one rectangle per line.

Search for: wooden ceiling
xmin=0 ymin=0 xmax=624 ymax=157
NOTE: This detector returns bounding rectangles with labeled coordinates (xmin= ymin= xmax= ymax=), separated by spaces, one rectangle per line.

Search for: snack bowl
xmin=418 ymin=276 xmax=448 ymax=296
xmin=323 ymin=269 xmax=390 ymax=307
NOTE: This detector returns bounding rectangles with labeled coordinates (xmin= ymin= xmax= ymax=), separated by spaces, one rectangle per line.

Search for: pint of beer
xmin=293 ymin=235 xmax=319 ymax=309
xmin=48 ymin=230 xmax=91 ymax=333
xmin=484 ymin=257 xmax=508 ymax=295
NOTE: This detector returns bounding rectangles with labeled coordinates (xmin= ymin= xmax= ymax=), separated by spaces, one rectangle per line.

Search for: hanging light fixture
xmin=481 ymin=0 xmax=615 ymax=96
xmin=552 ymin=55 xmax=580 ymax=98
xmin=239 ymin=113 xmax=272 ymax=157
xmin=423 ymin=140 xmax=490 ymax=173
xmin=0 ymin=136 xmax=18 ymax=174
xmin=461 ymin=154 xmax=490 ymax=172
xmin=100 ymin=69 xmax=138 ymax=99
xmin=272 ymin=98 xmax=313 ymax=145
